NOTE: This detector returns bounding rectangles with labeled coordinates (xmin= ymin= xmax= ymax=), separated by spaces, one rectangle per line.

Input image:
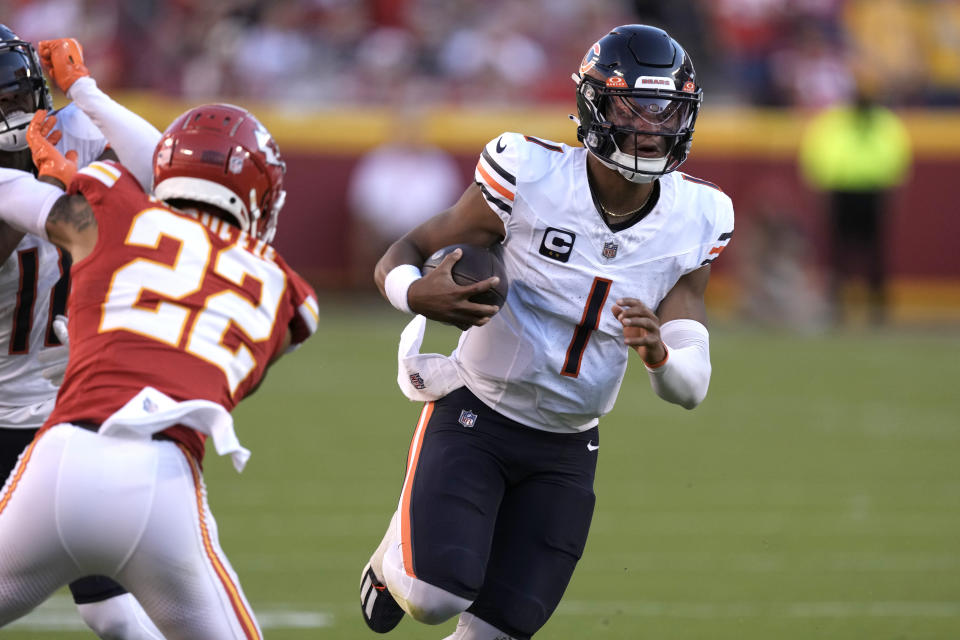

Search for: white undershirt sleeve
xmin=67 ymin=77 xmax=162 ymax=190
xmin=645 ymin=318 xmax=712 ymax=410
xmin=0 ymin=168 xmax=65 ymax=241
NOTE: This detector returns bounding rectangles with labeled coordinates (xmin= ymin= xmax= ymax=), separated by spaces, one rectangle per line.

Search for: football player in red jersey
xmin=0 ymin=100 xmax=318 ymax=638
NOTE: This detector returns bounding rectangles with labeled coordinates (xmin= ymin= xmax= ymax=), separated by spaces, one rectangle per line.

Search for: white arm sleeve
xmin=67 ymin=77 xmax=162 ymax=190
xmin=645 ymin=318 xmax=712 ymax=410
xmin=0 ymin=168 xmax=64 ymax=241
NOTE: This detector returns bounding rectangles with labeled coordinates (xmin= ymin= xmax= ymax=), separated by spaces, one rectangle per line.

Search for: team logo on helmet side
xmin=579 ymin=42 xmax=601 ymax=74
xmin=253 ymin=121 xmax=283 ymax=168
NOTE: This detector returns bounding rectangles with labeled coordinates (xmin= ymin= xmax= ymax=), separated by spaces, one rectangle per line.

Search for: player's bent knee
xmin=382 ymin=536 xmax=475 ymax=624
xmin=406 ymin=589 xmax=472 ymax=625
xmin=386 ymin=573 xmax=472 ymax=625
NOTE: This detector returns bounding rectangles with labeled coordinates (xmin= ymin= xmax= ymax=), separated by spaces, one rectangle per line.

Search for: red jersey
xmin=45 ymin=161 xmax=318 ymax=462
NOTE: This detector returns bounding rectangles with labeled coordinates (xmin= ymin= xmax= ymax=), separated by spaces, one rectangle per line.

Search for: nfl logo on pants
xmin=458 ymin=410 xmax=477 ymax=428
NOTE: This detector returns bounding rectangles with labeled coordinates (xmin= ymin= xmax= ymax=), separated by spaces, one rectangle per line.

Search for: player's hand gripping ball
xmin=422 ymin=244 xmax=509 ymax=307
xmin=623 ymin=325 xmax=647 ymax=340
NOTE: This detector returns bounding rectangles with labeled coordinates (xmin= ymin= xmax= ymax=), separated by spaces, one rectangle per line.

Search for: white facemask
xmin=594 ymin=148 xmax=666 ymax=184
xmin=0 ymin=112 xmax=33 ymax=152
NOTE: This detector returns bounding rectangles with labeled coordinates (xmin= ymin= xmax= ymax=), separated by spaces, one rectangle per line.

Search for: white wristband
xmin=384 ymin=264 xmax=422 ymax=313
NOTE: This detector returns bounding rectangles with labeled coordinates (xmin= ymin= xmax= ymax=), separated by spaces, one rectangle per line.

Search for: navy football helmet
xmin=0 ymin=25 xmax=51 ymax=152
xmin=573 ymin=25 xmax=701 ymax=183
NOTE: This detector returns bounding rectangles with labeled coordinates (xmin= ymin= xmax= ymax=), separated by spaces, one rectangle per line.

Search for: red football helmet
xmin=153 ymin=103 xmax=286 ymax=242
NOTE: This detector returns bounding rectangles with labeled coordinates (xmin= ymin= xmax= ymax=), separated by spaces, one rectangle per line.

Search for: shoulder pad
xmin=475 ymin=132 xmax=521 ymax=216
xmin=474 ymin=132 xmax=569 ymax=217
xmin=74 ymin=160 xmax=124 ymax=191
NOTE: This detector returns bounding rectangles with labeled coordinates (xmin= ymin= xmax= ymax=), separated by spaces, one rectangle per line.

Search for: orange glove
xmin=37 ymin=38 xmax=89 ymax=93
xmin=27 ymin=110 xmax=78 ymax=188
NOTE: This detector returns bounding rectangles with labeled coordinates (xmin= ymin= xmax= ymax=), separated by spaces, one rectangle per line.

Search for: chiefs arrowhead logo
xmin=252 ymin=120 xmax=284 ymax=168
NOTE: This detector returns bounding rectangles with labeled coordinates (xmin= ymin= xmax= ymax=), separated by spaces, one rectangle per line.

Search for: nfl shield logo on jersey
xmin=409 ymin=372 xmax=426 ymax=390
xmin=458 ymin=410 xmax=478 ymax=428
xmin=602 ymin=240 xmax=619 ymax=260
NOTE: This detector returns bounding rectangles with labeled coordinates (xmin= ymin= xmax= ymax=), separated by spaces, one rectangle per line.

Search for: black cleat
xmin=360 ymin=562 xmax=405 ymax=633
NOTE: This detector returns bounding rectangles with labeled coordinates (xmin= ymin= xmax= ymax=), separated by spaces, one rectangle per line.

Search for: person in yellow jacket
xmin=799 ymin=87 xmax=912 ymax=325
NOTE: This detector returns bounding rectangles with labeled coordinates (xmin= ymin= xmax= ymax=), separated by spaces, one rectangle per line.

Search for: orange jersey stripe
xmin=179 ymin=445 xmax=261 ymax=640
xmin=709 ymin=245 xmax=726 ymax=255
xmin=400 ymin=402 xmax=435 ymax=578
xmin=0 ymin=435 xmax=39 ymax=516
xmin=476 ymin=162 xmax=515 ymax=202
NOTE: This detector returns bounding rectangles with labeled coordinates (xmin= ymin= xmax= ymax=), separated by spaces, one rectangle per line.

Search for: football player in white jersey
xmin=0 ymin=27 xmax=163 ymax=639
xmin=360 ymin=25 xmax=734 ymax=640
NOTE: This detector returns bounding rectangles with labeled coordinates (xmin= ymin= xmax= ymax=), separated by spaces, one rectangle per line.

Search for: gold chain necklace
xmin=598 ymin=189 xmax=652 ymax=219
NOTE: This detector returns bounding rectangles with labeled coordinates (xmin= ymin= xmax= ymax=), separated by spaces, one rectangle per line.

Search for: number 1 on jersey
xmin=561 ymin=276 xmax=612 ymax=377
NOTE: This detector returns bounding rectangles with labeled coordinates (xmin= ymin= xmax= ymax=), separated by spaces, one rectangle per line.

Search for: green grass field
xmin=9 ymin=304 xmax=960 ymax=639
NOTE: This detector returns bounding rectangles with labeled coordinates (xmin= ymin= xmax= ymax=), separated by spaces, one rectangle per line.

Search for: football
xmin=422 ymin=243 xmax=509 ymax=307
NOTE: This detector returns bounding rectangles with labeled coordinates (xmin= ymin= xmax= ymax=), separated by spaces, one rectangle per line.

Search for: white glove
xmin=51 ymin=314 xmax=68 ymax=344
xmin=38 ymin=314 xmax=69 ymax=386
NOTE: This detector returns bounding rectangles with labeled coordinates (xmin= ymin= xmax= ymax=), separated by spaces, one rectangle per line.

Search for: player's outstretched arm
xmin=375 ymin=182 xmax=506 ymax=329
xmin=39 ymin=38 xmax=161 ymax=190
xmin=0 ymin=169 xmax=94 ymax=260
xmin=0 ymin=113 xmax=96 ymax=260
xmin=613 ymin=266 xmax=712 ymax=410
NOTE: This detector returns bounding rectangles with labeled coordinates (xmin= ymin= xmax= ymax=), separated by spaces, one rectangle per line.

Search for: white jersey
xmin=454 ymin=132 xmax=734 ymax=433
xmin=0 ymin=103 xmax=107 ymax=429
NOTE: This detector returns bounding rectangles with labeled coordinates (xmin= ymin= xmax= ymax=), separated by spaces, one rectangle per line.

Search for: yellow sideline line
xmin=86 ymin=93 xmax=960 ymax=158
xmin=706 ymin=275 xmax=960 ymax=323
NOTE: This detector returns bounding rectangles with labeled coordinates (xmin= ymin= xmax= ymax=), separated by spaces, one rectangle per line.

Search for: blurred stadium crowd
xmin=1 ymin=0 xmax=958 ymax=109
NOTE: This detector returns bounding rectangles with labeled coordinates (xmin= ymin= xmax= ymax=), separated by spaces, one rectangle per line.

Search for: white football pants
xmin=0 ymin=424 xmax=262 ymax=639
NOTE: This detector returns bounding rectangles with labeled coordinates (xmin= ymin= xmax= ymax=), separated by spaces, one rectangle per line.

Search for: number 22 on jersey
xmin=100 ymin=208 xmax=286 ymax=395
